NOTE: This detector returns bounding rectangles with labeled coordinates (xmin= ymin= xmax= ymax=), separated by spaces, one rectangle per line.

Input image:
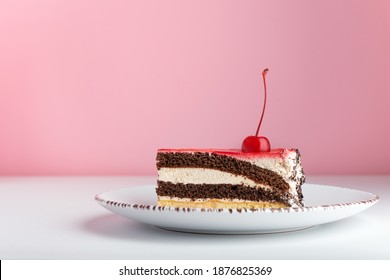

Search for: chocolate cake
xmin=156 ymin=148 xmax=305 ymax=209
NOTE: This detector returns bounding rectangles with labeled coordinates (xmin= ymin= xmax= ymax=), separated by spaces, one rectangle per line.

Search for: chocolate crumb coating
xmin=291 ymin=149 xmax=305 ymax=202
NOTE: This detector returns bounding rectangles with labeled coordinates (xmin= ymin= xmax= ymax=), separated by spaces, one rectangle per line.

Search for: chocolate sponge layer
xmin=157 ymin=181 xmax=294 ymax=205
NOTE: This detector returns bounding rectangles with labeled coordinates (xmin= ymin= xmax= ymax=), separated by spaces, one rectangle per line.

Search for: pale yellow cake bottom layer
xmin=158 ymin=198 xmax=288 ymax=209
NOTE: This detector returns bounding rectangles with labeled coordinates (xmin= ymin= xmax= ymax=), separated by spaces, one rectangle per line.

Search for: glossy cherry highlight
xmin=241 ymin=68 xmax=271 ymax=153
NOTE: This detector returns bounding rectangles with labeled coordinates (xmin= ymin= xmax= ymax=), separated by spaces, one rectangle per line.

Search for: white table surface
xmin=0 ymin=175 xmax=389 ymax=260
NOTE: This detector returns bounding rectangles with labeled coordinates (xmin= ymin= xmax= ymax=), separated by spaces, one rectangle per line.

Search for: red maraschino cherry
xmin=241 ymin=68 xmax=271 ymax=153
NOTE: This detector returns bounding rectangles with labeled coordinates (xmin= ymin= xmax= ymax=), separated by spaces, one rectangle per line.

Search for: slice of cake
xmin=156 ymin=148 xmax=305 ymax=209
xmin=156 ymin=68 xmax=305 ymax=209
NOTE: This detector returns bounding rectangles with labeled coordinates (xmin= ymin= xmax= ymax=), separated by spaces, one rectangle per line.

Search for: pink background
xmin=1 ymin=0 xmax=389 ymax=175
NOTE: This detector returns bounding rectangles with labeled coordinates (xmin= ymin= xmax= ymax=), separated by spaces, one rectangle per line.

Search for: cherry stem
xmin=255 ymin=68 xmax=269 ymax=137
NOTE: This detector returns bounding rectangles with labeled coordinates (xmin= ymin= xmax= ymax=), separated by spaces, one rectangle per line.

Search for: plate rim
xmin=95 ymin=184 xmax=380 ymax=214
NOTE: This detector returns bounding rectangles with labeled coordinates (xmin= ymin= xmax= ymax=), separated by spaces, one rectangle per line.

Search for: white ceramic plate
xmin=95 ymin=184 xmax=379 ymax=234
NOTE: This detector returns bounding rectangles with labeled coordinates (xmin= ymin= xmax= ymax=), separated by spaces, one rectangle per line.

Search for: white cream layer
xmin=158 ymin=168 xmax=270 ymax=189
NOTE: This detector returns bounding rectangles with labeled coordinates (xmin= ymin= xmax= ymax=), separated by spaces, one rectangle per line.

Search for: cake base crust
xmin=158 ymin=198 xmax=288 ymax=209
